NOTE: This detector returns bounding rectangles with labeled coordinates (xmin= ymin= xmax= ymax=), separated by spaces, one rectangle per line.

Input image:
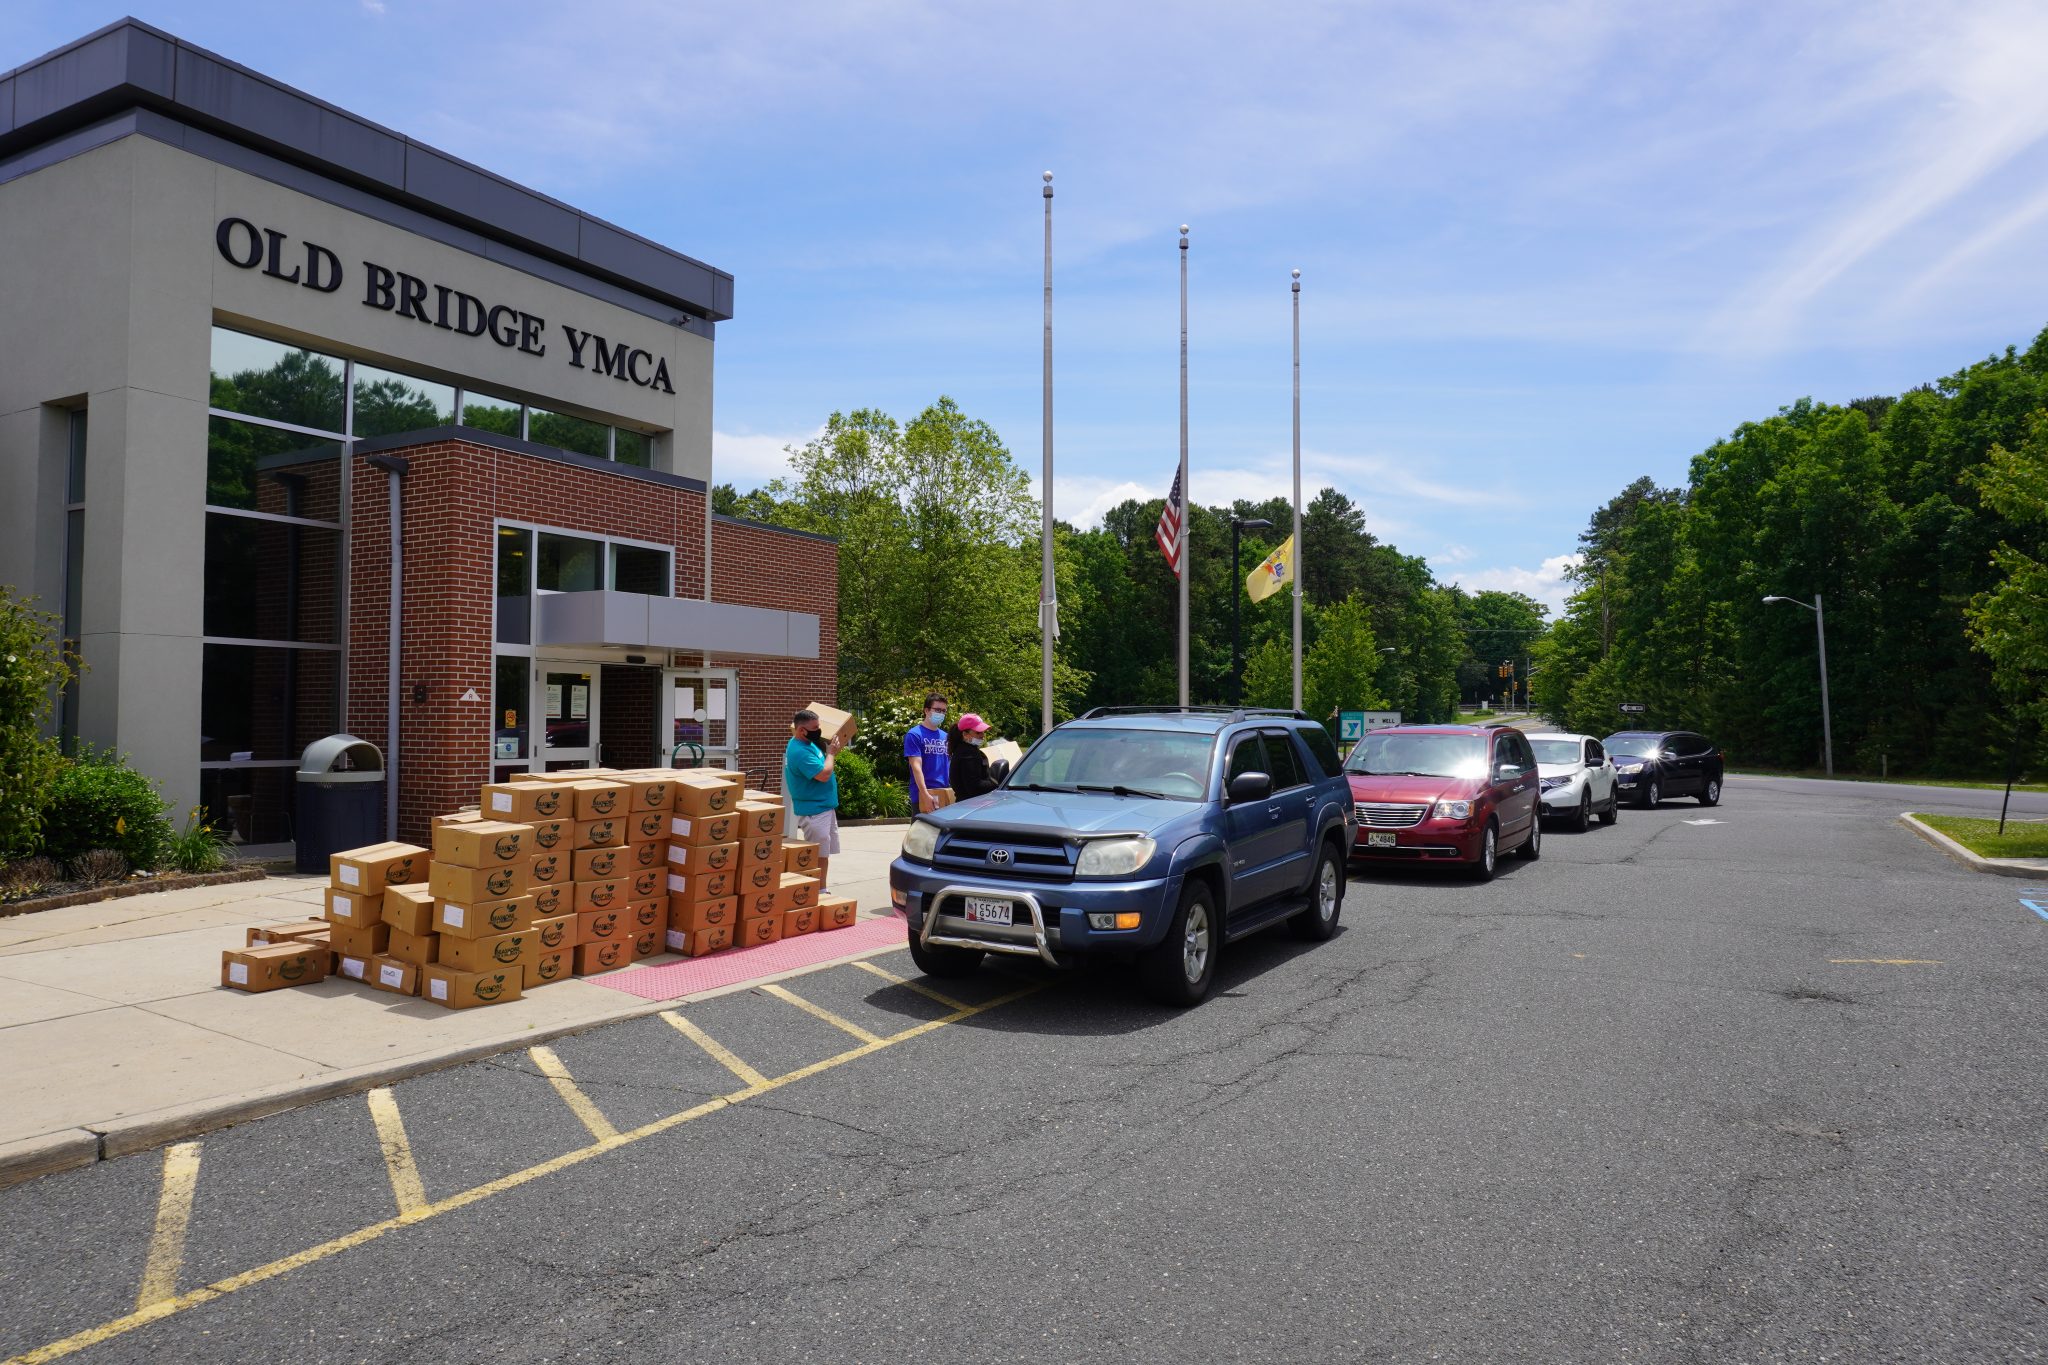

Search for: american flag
xmin=1155 ymin=467 xmax=1184 ymax=578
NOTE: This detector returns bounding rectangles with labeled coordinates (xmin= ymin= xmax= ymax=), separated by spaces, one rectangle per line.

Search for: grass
xmin=1913 ymin=812 xmax=2048 ymax=860
xmin=1733 ymin=766 xmax=2048 ymax=794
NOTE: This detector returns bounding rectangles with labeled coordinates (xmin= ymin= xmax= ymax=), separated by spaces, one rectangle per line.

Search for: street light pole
xmin=1039 ymin=171 xmax=1055 ymax=737
xmin=1763 ymin=593 xmax=1834 ymax=776
xmin=1230 ymin=516 xmax=1272 ymax=704
xmin=1290 ymin=268 xmax=1302 ymax=713
xmin=1178 ymin=225 xmax=1190 ymax=709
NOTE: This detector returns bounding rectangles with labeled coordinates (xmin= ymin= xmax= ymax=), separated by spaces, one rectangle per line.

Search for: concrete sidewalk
xmin=0 ymin=823 xmax=908 ymax=1186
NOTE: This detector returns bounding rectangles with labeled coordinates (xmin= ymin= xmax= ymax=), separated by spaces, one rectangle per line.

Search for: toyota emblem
xmin=988 ymin=847 xmax=1013 ymax=865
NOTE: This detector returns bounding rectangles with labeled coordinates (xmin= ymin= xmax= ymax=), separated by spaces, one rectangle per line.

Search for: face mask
xmin=927 ymin=710 xmax=946 ymax=727
xmin=967 ymin=736 xmax=984 ymax=747
xmin=805 ymin=729 xmax=823 ymax=745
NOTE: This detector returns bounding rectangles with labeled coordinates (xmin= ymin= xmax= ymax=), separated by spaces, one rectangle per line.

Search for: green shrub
xmin=166 ymin=807 xmax=233 ymax=874
xmin=40 ymin=749 xmax=173 ymax=870
xmin=0 ymin=855 xmax=62 ymax=900
xmin=68 ymin=848 xmax=128 ymax=885
xmin=848 ymin=684 xmax=964 ymax=786
xmin=835 ymin=749 xmax=909 ymax=820
xmin=0 ymin=590 xmax=75 ymax=860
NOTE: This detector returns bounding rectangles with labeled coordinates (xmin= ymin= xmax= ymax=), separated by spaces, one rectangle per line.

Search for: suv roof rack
xmin=1077 ymin=705 xmax=1314 ymax=722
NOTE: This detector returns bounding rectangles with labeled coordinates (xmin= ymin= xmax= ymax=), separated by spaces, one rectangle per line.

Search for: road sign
xmin=1618 ymin=702 xmax=1647 ymax=714
xmin=1340 ymin=712 xmax=1365 ymax=740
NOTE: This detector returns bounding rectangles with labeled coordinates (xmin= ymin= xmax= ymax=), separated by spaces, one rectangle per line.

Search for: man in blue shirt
xmin=904 ymin=691 xmax=951 ymax=813
xmin=783 ymin=709 xmax=841 ymax=858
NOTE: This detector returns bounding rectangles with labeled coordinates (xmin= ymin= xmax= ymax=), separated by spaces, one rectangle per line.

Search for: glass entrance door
xmin=662 ymin=670 xmax=737 ymax=770
xmin=538 ymin=668 xmax=599 ymax=771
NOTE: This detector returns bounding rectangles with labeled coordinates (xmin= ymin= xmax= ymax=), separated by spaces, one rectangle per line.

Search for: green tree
xmin=1302 ymin=594 xmax=1388 ymax=725
xmin=0 ymin=590 xmax=75 ymax=859
xmin=1966 ymin=413 xmax=2048 ymax=730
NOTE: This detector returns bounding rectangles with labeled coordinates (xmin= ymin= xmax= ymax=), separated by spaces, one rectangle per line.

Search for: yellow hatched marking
xmin=134 ymin=1142 xmax=202 ymax=1311
xmin=851 ymin=958 xmax=968 ymax=1011
xmin=661 ymin=1010 xmax=770 ymax=1088
xmin=1828 ymin=959 xmax=1944 ymax=965
xmin=365 ymin=1087 xmax=427 ymax=1215
xmin=527 ymin=1045 xmax=619 ymax=1141
xmin=759 ymin=981 xmax=882 ymax=1043
xmin=6 ymin=982 xmax=1039 ymax=1365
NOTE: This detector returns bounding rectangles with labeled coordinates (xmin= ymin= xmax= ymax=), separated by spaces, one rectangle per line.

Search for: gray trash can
xmin=296 ymin=735 xmax=386 ymax=874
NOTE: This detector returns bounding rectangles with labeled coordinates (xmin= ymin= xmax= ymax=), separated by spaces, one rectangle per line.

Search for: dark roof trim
xmin=351 ymin=425 xmax=708 ymax=493
xmin=713 ymin=512 xmax=839 ymax=545
xmin=0 ymin=19 xmax=733 ymax=322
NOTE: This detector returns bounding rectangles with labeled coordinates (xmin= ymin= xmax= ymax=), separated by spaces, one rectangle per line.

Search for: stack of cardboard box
xmin=732 ymin=788 xmax=796 ymax=947
xmin=423 ymin=818 xmax=532 ymax=1007
xmin=327 ymin=842 xmax=431 ymax=997
xmin=221 ymin=919 xmax=332 ymax=993
xmin=662 ymin=769 xmax=747 ymax=956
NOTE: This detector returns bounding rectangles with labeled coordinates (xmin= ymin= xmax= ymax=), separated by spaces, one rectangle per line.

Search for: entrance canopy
xmin=537 ymin=590 xmax=819 ymax=659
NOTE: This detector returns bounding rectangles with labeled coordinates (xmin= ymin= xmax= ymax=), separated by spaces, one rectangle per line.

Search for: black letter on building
xmin=261 ymin=229 xmax=301 ymax=284
xmin=434 ymin=284 xmax=455 ymax=330
xmin=455 ymin=293 xmax=487 ymax=337
xmin=592 ymin=337 xmax=627 ymax=380
xmin=303 ymin=242 xmax=343 ymax=293
xmin=363 ymin=262 xmax=396 ymax=311
xmin=562 ymin=325 xmax=591 ymax=369
xmin=650 ymin=357 xmax=675 ymax=395
xmin=216 ymin=217 xmax=263 ymax=269
xmin=486 ymin=305 xmax=521 ymax=347
xmin=626 ymin=349 xmax=652 ymax=386
xmin=395 ymin=273 xmax=430 ymax=322
xmin=519 ymin=312 xmax=546 ymax=357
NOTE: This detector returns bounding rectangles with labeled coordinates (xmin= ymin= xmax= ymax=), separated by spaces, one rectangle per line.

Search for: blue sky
xmin=14 ymin=1 xmax=2048 ymax=611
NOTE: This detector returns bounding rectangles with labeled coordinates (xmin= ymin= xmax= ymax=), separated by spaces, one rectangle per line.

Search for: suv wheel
xmin=907 ymin=932 xmax=984 ymax=979
xmin=1699 ymin=776 xmax=1721 ymax=807
xmin=1599 ymin=791 xmax=1619 ymax=826
xmin=1572 ymin=791 xmax=1591 ymax=833
xmin=1289 ymin=843 xmax=1344 ymax=942
xmin=1141 ymin=880 xmax=1219 ymax=1007
xmin=1639 ymin=779 xmax=1661 ymax=809
xmin=1517 ymin=817 xmax=1542 ymax=860
xmin=1470 ymin=821 xmax=1499 ymax=881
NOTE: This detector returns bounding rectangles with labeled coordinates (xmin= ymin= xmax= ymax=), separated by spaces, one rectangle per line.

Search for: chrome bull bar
xmin=918 ymin=883 xmax=1059 ymax=968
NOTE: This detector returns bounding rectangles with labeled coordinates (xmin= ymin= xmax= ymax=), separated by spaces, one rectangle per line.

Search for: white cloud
xmin=360 ymin=0 xmax=385 ymax=12
xmin=1450 ymin=553 xmax=1582 ymax=616
xmin=1436 ymin=543 xmax=1475 ymax=565
xmin=711 ymin=427 xmax=818 ymax=488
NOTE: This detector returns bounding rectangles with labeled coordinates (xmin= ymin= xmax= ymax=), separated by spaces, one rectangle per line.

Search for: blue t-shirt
xmin=904 ymin=724 xmax=950 ymax=798
xmin=783 ymin=736 xmax=837 ymax=816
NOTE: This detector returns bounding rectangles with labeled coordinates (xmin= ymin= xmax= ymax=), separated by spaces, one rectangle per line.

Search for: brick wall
xmin=709 ymin=516 xmax=840 ymax=787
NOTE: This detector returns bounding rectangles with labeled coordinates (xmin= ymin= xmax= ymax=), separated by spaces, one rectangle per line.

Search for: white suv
xmin=1529 ymin=733 xmax=1620 ymax=831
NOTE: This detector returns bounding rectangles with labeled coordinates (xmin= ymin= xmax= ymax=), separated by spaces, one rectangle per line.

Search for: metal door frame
xmin=662 ymin=666 xmax=739 ymax=771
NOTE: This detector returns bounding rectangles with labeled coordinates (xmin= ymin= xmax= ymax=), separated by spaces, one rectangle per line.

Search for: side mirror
xmin=1494 ymin=762 xmax=1523 ymax=781
xmin=1228 ymin=771 xmax=1275 ymax=803
xmin=990 ymin=758 xmax=1012 ymax=783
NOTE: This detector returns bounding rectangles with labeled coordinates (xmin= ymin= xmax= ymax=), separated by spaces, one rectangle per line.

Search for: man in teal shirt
xmin=783 ymin=708 xmax=842 ymax=860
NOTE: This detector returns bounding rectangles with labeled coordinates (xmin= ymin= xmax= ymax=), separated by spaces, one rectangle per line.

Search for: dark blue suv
xmin=888 ymin=708 xmax=1356 ymax=1006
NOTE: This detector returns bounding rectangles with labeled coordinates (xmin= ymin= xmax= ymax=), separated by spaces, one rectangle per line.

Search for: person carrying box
xmin=904 ymin=691 xmax=951 ymax=814
xmin=783 ymin=709 xmax=842 ymax=870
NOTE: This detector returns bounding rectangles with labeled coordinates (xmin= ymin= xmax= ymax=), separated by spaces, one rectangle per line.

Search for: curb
xmin=0 ymin=921 xmax=910 ymax=1190
xmin=0 ymin=866 xmax=266 ymax=918
xmin=1896 ymin=813 xmax=2048 ymax=880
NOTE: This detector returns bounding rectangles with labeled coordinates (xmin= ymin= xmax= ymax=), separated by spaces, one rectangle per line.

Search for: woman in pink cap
xmin=947 ymin=713 xmax=999 ymax=801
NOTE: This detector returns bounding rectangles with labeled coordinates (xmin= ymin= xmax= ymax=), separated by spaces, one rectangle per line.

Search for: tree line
xmin=1535 ymin=327 xmax=2048 ymax=778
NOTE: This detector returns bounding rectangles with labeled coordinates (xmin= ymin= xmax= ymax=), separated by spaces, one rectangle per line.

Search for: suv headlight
xmin=1075 ymin=836 xmax=1156 ymax=877
xmin=1433 ymin=799 xmax=1472 ymax=820
xmin=901 ymin=820 xmax=940 ymax=862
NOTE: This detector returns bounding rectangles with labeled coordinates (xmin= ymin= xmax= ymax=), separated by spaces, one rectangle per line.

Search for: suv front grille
xmin=933 ymin=827 xmax=1075 ymax=881
xmin=1355 ymin=802 xmax=1428 ymax=829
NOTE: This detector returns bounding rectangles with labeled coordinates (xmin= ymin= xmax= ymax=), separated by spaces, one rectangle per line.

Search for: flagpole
xmin=1040 ymin=171 xmax=1056 ymax=736
xmin=1290 ymin=268 xmax=1302 ymax=713
xmin=1177 ymin=224 xmax=1190 ymax=709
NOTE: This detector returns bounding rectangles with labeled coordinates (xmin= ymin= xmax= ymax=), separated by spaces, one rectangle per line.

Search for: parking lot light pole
xmin=1763 ymin=594 xmax=1833 ymax=776
xmin=1230 ymin=516 xmax=1273 ymax=703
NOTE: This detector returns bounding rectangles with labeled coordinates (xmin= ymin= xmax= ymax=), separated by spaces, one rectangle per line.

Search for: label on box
xmin=668 ymin=872 xmax=687 ymax=894
xmin=338 ymin=865 xmax=360 ymax=887
xmin=429 ymin=978 xmax=448 ymax=1001
xmin=491 ymin=792 xmax=513 ymax=812
xmin=665 ymin=928 xmax=687 ymax=949
xmin=669 ymin=816 xmax=691 ymax=838
xmin=228 ymin=962 xmax=249 ymax=984
xmin=341 ymin=956 xmax=367 ymax=980
xmin=443 ymin=904 xmax=466 ymax=928
xmin=668 ymin=844 xmax=689 ymax=865
xmin=378 ymin=963 xmax=405 ymax=988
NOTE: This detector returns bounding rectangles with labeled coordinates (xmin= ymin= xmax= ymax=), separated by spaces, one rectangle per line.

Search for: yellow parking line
xmin=8 ymin=982 xmax=1039 ymax=1365
xmin=759 ymin=981 xmax=882 ymax=1043
xmin=1828 ymin=959 xmax=1944 ymax=965
xmin=851 ymin=958 xmax=969 ymax=1011
xmin=660 ymin=1010 xmax=769 ymax=1088
xmin=364 ymin=1088 xmax=427 ymax=1215
xmin=527 ymin=1046 xmax=619 ymax=1141
xmin=134 ymin=1142 xmax=202 ymax=1311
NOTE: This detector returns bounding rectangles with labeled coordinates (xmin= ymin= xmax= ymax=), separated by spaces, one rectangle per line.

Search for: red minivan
xmin=1344 ymin=725 xmax=1542 ymax=879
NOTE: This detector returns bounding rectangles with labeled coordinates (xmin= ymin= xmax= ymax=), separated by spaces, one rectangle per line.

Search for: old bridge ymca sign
xmin=214 ymin=217 xmax=676 ymax=395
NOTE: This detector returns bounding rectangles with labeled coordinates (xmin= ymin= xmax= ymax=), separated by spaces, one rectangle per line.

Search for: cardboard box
xmin=432 ymin=821 xmax=529 ymax=868
xmin=526 ymin=819 xmax=569 ymax=851
xmin=626 ymin=899 xmax=663 ymax=931
xmin=574 ymin=940 xmax=632 ymax=975
xmin=672 ymin=812 xmax=739 ymax=846
xmin=382 ymin=884 xmax=436 ymax=936
xmin=740 ymin=887 xmax=780 ymax=920
xmin=740 ymin=860 xmax=780 ymax=894
xmin=631 ymin=927 xmax=662 ymax=959
xmin=741 ymin=787 xmax=781 ymax=805
xmin=807 ymin=700 xmax=857 ymax=747
xmin=672 ymin=923 xmax=733 ymax=957
xmin=780 ymin=907 xmax=819 ymax=938
xmin=625 ymin=809 xmax=667 ymax=843
xmin=329 ymin=921 xmax=391 ymax=959
xmin=572 ymin=817 xmax=625 ymax=849
xmin=330 ymin=842 xmax=428 ymax=894
xmin=368 ymin=954 xmax=419 ymax=997
xmin=983 ymin=738 xmax=1024 ymax=770
xmin=672 ymin=776 xmax=741 ymax=819
xmin=220 ymin=943 xmax=328 ymax=992
xmin=245 ymin=920 xmax=329 ymax=947
xmin=573 ymin=877 xmax=628 ymax=912
xmin=668 ymin=895 xmax=737 ymax=934
xmin=667 ymin=839 xmax=739 ymax=872
xmin=433 ymin=893 xmax=536 ymax=939
xmin=735 ymin=801 xmax=782 ymax=838
xmin=577 ymin=908 xmax=626 ymax=943
xmin=669 ymin=867 xmax=736 ymax=902
xmin=926 ymin=787 xmax=957 ymax=810
xmin=325 ymin=887 xmax=382 ymax=928
xmin=783 ymin=841 xmax=819 ymax=873
xmin=618 ymin=773 xmax=674 ymax=812
xmin=572 ymin=846 xmax=629 ymax=881
xmin=524 ymin=950 xmax=570 ymax=989
xmin=531 ymin=912 xmax=577 ymax=952
xmin=527 ymin=850 xmax=569 ymax=886
xmin=334 ymin=952 xmax=372 ymax=985
xmin=625 ymin=866 xmax=664 ymax=900
xmin=568 ymin=778 xmax=629 ymax=820
xmin=624 ymin=838 xmax=667 ymax=870
xmin=529 ymin=882 xmax=568 ymax=917
xmin=481 ymin=782 xmax=570 ymax=822
xmin=738 ymin=914 xmax=783 ymax=948
xmin=741 ymin=834 xmax=783 ymax=866
xmin=816 ymin=894 xmax=857 ymax=931
xmin=778 ymin=872 xmax=821 ymax=912
xmin=421 ymin=964 xmax=523 ymax=1009
xmin=429 ymin=860 xmax=528 ymax=904
xmin=433 ymin=808 xmax=483 ymax=827
xmin=437 ymin=928 xmax=534 ymax=974
xmin=386 ymin=926 xmax=439 ymax=968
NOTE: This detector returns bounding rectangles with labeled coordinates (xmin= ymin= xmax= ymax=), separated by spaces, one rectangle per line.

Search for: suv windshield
xmin=1530 ymin=739 xmax=1582 ymax=765
xmin=1606 ymin=734 xmax=1662 ymax=758
xmin=1345 ymin=732 xmax=1487 ymax=780
xmin=1010 ymin=727 xmax=1214 ymax=800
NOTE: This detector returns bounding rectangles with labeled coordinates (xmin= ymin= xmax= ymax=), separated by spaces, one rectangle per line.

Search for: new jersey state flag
xmin=1246 ymin=535 xmax=1295 ymax=603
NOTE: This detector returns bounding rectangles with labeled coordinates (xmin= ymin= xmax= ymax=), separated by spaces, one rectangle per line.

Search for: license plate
xmin=963 ymin=896 xmax=1015 ymax=925
xmin=1366 ymin=832 xmax=1397 ymax=848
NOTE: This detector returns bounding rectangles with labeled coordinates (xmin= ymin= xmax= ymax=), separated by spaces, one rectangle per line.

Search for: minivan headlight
xmin=1433 ymin=799 xmax=1472 ymax=820
xmin=1075 ymin=836 xmax=1156 ymax=877
xmin=901 ymin=820 xmax=940 ymax=862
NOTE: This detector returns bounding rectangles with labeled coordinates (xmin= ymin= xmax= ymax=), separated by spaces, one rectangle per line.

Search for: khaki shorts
xmin=793 ymin=808 xmax=841 ymax=856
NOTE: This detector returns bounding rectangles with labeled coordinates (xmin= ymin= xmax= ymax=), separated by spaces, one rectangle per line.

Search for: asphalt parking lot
xmin=2 ymin=775 xmax=2043 ymax=1363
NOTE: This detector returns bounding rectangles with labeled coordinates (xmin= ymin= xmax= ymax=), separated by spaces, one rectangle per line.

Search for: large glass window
xmin=614 ymin=429 xmax=650 ymax=468
xmin=60 ymin=408 xmax=86 ymax=753
xmin=612 ymin=544 xmax=669 ymax=595
xmin=527 ymin=407 xmax=609 ymax=460
xmin=461 ymin=391 xmax=522 ymax=437
xmin=352 ymin=363 xmax=454 ymax=439
xmin=496 ymin=526 xmax=532 ymax=645
xmin=209 ymin=330 xmax=346 ymax=433
xmin=538 ymin=533 xmax=603 ymax=593
xmin=494 ymin=656 xmax=530 ymax=761
xmin=207 ymin=416 xmax=343 ymax=514
xmin=199 ymin=644 xmax=339 ymax=763
xmin=203 ymin=516 xmax=340 ymax=643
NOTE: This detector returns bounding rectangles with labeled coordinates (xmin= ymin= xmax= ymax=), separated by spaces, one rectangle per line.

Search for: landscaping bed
xmin=0 ymin=866 xmax=266 ymax=917
xmin=1911 ymin=813 xmax=2048 ymax=861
